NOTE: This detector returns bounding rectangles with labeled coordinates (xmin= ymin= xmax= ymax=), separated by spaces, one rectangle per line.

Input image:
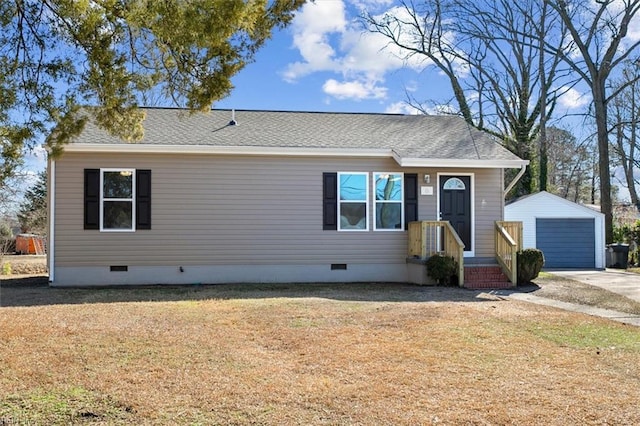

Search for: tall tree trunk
xmin=629 ymin=87 xmax=640 ymax=208
xmin=625 ymin=156 xmax=639 ymax=207
xmin=547 ymin=0 xmax=640 ymax=243
xmin=593 ymin=81 xmax=613 ymax=243
xmin=591 ymin=153 xmax=597 ymax=205
xmin=538 ymin=1 xmax=548 ymax=192
xmin=538 ymin=123 xmax=548 ymax=192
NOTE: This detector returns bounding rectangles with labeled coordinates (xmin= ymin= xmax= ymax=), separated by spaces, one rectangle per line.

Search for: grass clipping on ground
xmin=1 ymin=283 xmax=639 ymax=425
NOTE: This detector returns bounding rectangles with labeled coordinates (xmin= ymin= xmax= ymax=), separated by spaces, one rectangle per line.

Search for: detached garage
xmin=504 ymin=191 xmax=605 ymax=269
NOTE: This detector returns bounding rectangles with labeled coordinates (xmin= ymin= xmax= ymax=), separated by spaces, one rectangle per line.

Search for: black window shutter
xmin=404 ymin=173 xmax=418 ymax=230
xmin=323 ymin=172 xmax=337 ymax=230
xmin=136 ymin=169 xmax=152 ymax=230
xmin=84 ymin=169 xmax=100 ymax=230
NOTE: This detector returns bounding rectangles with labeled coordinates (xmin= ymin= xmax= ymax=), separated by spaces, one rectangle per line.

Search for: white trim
xmin=337 ymin=172 xmax=369 ymax=232
xmin=64 ymin=143 xmax=391 ymax=158
xmin=372 ymin=172 xmax=405 ymax=232
xmin=437 ymin=173 xmax=475 ymax=257
xmin=62 ymin=143 xmax=529 ymax=169
xmin=395 ymin=155 xmax=529 ymax=169
xmin=100 ymin=168 xmax=136 ymax=232
xmin=48 ymin=159 xmax=55 ymax=283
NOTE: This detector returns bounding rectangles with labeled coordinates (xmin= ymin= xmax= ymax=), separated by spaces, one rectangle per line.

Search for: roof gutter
xmin=60 ymin=143 xmax=391 ymax=158
xmin=504 ymin=162 xmax=528 ymax=197
xmin=395 ymin=156 xmax=529 ymax=169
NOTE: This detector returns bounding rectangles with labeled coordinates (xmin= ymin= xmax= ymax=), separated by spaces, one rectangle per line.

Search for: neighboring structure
xmin=47 ymin=108 xmax=528 ymax=286
xmin=15 ymin=234 xmax=46 ymax=255
xmin=505 ymin=191 xmax=605 ymax=269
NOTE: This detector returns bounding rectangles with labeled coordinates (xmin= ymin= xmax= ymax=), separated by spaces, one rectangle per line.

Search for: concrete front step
xmin=464 ymin=266 xmax=514 ymax=289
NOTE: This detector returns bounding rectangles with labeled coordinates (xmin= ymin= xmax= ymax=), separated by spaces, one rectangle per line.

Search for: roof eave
xmin=62 ymin=143 xmax=529 ymax=168
xmin=395 ymin=154 xmax=530 ymax=169
xmin=62 ymin=143 xmax=391 ymax=158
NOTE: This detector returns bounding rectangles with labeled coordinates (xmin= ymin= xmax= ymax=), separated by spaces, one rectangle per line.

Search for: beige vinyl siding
xmin=55 ymin=153 xmax=401 ymax=266
xmin=53 ymin=152 xmax=502 ymax=267
xmin=473 ymin=168 xmax=503 ymax=256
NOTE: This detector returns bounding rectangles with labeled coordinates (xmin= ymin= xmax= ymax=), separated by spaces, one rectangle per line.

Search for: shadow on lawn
xmin=0 ymin=276 xmax=524 ymax=307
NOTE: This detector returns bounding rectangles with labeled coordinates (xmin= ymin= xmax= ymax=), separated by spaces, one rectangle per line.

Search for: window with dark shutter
xmin=84 ymin=168 xmax=152 ymax=231
xmin=404 ymin=173 xmax=418 ymax=230
xmin=323 ymin=172 xmax=337 ymax=230
xmin=84 ymin=169 xmax=100 ymax=229
xmin=136 ymin=169 xmax=152 ymax=229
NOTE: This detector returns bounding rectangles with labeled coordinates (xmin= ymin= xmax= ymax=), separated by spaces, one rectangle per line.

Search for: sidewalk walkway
xmin=548 ymin=269 xmax=640 ymax=303
xmin=497 ymin=290 xmax=640 ymax=327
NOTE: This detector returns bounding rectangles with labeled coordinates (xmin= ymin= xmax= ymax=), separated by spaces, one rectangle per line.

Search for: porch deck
xmin=407 ymin=221 xmax=523 ymax=288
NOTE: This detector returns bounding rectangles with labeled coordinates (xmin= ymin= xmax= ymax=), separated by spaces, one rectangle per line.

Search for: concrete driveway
xmin=548 ymin=269 xmax=640 ymax=303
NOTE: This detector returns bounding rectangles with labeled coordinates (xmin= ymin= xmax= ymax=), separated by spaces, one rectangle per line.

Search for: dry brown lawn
xmin=1 ymin=282 xmax=639 ymax=425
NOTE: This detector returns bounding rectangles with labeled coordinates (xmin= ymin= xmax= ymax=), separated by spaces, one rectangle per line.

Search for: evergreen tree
xmin=0 ymin=0 xmax=304 ymax=186
xmin=17 ymin=171 xmax=47 ymax=234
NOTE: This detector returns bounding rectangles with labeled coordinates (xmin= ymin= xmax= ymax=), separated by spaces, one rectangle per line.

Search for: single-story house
xmin=504 ymin=191 xmax=606 ymax=269
xmin=47 ymin=108 xmax=528 ymax=287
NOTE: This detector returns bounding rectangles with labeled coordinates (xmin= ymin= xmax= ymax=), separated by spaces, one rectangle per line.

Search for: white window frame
xmin=373 ymin=172 xmax=404 ymax=231
xmin=100 ymin=168 xmax=136 ymax=232
xmin=338 ymin=172 xmax=369 ymax=231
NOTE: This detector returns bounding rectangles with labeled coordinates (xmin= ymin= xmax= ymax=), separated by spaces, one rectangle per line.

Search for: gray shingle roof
xmin=74 ymin=108 xmax=524 ymax=164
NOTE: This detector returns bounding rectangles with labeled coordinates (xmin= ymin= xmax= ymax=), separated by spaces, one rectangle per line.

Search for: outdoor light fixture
xmin=423 ymin=174 xmax=430 ymax=184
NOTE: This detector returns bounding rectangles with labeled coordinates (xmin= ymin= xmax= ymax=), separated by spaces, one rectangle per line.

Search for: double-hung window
xmin=373 ymin=172 xmax=404 ymax=230
xmin=84 ymin=168 xmax=151 ymax=232
xmin=101 ymin=169 xmax=135 ymax=231
xmin=338 ymin=172 xmax=369 ymax=231
xmin=323 ymin=172 xmax=416 ymax=232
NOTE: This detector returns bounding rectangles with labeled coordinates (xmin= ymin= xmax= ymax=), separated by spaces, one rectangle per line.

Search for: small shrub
xmin=426 ymin=255 xmax=458 ymax=285
xmin=517 ymin=249 xmax=544 ymax=285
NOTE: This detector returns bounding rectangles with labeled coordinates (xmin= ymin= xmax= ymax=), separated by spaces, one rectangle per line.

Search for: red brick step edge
xmin=464 ymin=266 xmax=514 ymax=290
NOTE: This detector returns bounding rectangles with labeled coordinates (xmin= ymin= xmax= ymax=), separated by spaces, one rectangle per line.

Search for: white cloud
xmin=323 ymin=79 xmax=387 ymax=100
xmin=282 ymin=0 xmax=347 ymax=81
xmin=428 ymin=104 xmax=458 ymax=115
xmin=27 ymin=144 xmax=47 ymax=160
xmin=282 ymin=1 xmax=427 ymax=100
xmin=558 ymin=86 xmax=590 ymax=109
xmin=404 ymin=80 xmax=419 ymax=93
xmin=279 ymin=1 xmax=471 ymax=104
xmin=384 ymin=102 xmax=422 ymax=114
xmin=351 ymin=0 xmax=395 ymax=10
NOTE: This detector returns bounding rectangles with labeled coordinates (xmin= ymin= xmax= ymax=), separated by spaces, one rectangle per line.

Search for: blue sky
xmin=215 ymin=0 xmax=599 ymax=116
xmin=216 ymin=0 xmax=440 ymax=115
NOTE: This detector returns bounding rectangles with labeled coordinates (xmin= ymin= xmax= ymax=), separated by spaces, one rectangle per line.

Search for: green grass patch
xmin=537 ymin=271 xmax=556 ymax=278
xmin=0 ymin=386 xmax=134 ymax=425
xmin=527 ymin=320 xmax=640 ymax=351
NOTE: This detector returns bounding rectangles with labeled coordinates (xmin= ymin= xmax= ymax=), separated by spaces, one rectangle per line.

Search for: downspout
xmin=48 ymin=158 xmax=55 ymax=284
xmin=503 ymin=162 xmax=528 ymax=198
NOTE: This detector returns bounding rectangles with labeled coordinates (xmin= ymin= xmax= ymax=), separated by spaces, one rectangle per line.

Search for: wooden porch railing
xmin=408 ymin=221 xmax=465 ymax=286
xmin=494 ymin=221 xmax=523 ymax=285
